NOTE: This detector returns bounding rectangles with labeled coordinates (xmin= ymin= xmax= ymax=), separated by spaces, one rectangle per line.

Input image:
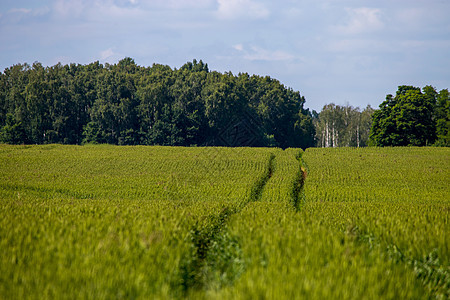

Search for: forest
xmin=0 ymin=58 xmax=314 ymax=149
xmin=0 ymin=58 xmax=448 ymax=148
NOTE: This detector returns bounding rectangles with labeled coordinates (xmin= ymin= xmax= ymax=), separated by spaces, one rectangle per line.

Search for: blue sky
xmin=1 ymin=0 xmax=449 ymax=111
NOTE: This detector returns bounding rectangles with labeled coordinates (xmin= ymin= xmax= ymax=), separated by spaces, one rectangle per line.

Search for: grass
xmin=0 ymin=144 xmax=448 ymax=299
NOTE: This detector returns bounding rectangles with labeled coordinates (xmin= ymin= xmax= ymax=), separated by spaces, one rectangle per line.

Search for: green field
xmin=0 ymin=145 xmax=448 ymax=299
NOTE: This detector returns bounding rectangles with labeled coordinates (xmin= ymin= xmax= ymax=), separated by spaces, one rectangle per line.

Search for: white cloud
xmin=335 ymin=7 xmax=384 ymax=35
xmin=220 ymin=45 xmax=295 ymax=62
xmin=216 ymin=0 xmax=270 ymax=20
xmin=1 ymin=6 xmax=50 ymax=24
xmin=138 ymin=0 xmax=214 ymax=9
xmin=233 ymin=44 xmax=244 ymax=51
xmin=52 ymin=0 xmax=150 ymax=23
xmin=100 ymin=48 xmax=115 ymax=60
xmin=8 ymin=8 xmax=32 ymax=14
xmin=243 ymin=46 xmax=294 ymax=61
xmin=53 ymin=0 xmax=86 ymax=18
xmin=327 ymin=39 xmax=389 ymax=53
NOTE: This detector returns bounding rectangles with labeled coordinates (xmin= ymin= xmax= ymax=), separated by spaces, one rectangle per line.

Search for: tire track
xmin=177 ymin=153 xmax=275 ymax=295
xmin=292 ymin=151 xmax=307 ymax=211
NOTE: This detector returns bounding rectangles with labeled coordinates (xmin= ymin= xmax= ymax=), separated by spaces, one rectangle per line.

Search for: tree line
xmin=1 ymin=58 xmax=448 ymax=148
xmin=312 ymin=104 xmax=374 ymax=147
xmin=0 ymin=58 xmax=315 ymax=148
xmin=312 ymin=85 xmax=449 ymax=147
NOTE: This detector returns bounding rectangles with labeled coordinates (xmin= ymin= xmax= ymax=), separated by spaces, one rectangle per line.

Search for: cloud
xmin=134 ymin=0 xmax=214 ymax=9
xmin=0 ymin=6 xmax=50 ymax=24
xmin=335 ymin=7 xmax=384 ymax=35
xmin=8 ymin=8 xmax=32 ymax=14
xmin=53 ymin=0 xmax=86 ymax=18
xmin=233 ymin=44 xmax=244 ymax=51
xmin=97 ymin=47 xmax=124 ymax=64
xmin=216 ymin=0 xmax=270 ymax=20
xmin=53 ymin=0 xmax=145 ymax=19
xmin=242 ymin=46 xmax=294 ymax=61
xmin=100 ymin=48 xmax=115 ymax=60
xmin=327 ymin=39 xmax=390 ymax=53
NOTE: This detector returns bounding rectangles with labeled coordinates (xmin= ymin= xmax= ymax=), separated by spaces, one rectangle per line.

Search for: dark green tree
xmin=0 ymin=58 xmax=316 ymax=148
xmin=434 ymin=89 xmax=450 ymax=146
xmin=25 ymin=62 xmax=51 ymax=143
xmin=1 ymin=64 xmax=31 ymax=141
xmin=0 ymin=113 xmax=26 ymax=144
xmin=370 ymin=86 xmax=436 ymax=146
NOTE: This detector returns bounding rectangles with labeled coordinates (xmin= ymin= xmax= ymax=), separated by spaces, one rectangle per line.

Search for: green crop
xmin=0 ymin=145 xmax=272 ymax=299
xmin=0 ymin=145 xmax=448 ymax=299
xmin=212 ymin=147 xmax=442 ymax=299
xmin=302 ymin=147 xmax=450 ymax=298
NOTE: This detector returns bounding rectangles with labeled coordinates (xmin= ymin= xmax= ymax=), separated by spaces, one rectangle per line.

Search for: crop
xmin=0 ymin=145 xmax=448 ymax=299
xmin=302 ymin=147 xmax=450 ymax=298
xmin=211 ymin=147 xmax=438 ymax=299
xmin=0 ymin=145 xmax=272 ymax=299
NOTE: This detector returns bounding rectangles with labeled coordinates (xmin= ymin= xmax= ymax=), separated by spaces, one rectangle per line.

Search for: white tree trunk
xmin=357 ymin=124 xmax=360 ymax=148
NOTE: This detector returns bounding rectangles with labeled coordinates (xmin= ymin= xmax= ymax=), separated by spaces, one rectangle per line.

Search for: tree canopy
xmin=0 ymin=58 xmax=315 ymax=148
xmin=369 ymin=85 xmax=449 ymax=146
xmin=2 ymin=59 xmax=447 ymax=148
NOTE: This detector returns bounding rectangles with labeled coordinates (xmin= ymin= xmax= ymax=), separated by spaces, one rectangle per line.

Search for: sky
xmin=1 ymin=0 xmax=449 ymax=111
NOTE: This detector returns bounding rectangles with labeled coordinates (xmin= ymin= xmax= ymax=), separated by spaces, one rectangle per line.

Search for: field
xmin=0 ymin=145 xmax=448 ymax=299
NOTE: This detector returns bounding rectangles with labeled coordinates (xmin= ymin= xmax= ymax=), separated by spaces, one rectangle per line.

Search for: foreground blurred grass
xmin=0 ymin=145 xmax=271 ymax=299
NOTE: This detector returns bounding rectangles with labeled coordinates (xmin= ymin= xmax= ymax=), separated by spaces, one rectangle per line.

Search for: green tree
xmin=0 ymin=58 xmax=316 ymax=148
xmin=434 ymin=89 xmax=450 ymax=146
xmin=170 ymin=66 xmax=208 ymax=145
xmin=136 ymin=65 xmax=175 ymax=145
xmin=25 ymin=62 xmax=51 ymax=144
xmin=1 ymin=64 xmax=31 ymax=143
xmin=370 ymin=86 xmax=436 ymax=146
xmin=0 ymin=113 xmax=26 ymax=144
